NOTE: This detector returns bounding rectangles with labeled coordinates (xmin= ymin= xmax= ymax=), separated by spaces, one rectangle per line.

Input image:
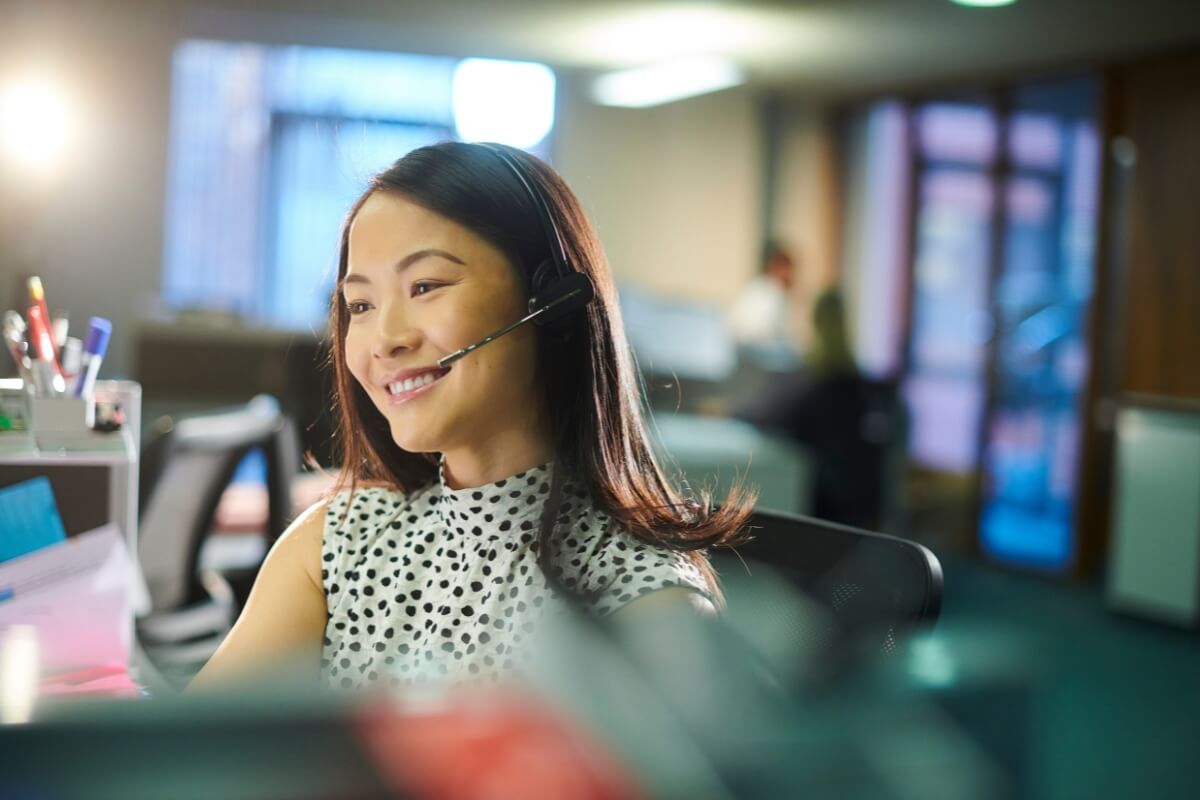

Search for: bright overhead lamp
xmin=453 ymin=58 xmax=556 ymax=149
xmin=591 ymin=57 xmax=744 ymax=108
xmin=950 ymin=0 xmax=1017 ymax=7
xmin=0 ymin=74 xmax=74 ymax=175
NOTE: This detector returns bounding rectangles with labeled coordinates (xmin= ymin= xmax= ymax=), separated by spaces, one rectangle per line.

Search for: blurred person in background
xmin=727 ymin=240 xmax=803 ymax=368
xmin=190 ymin=142 xmax=754 ymax=692
xmin=738 ymin=288 xmax=901 ymax=529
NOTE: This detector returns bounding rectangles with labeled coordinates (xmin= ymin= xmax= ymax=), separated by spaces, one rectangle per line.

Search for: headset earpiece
xmin=528 ymin=258 xmax=559 ymax=299
xmin=529 ymin=271 xmax=595 ymax=328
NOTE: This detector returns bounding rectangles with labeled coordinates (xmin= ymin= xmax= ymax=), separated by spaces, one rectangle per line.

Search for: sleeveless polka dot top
xmin=320 ymin=462 xmax=713 ymax=690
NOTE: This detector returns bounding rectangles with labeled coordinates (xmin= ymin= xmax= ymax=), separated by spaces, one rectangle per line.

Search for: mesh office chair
xmin=136 ymin=395 xmax=299 ymax=669
xmin=713 ymin=508 xmax=942 ymax=673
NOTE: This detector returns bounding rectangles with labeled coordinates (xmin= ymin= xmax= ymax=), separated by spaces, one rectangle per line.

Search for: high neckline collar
xmin=434 ymin=460 xmax=555 ymax=531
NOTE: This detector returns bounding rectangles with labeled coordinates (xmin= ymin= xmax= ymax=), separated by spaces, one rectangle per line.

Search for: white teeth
xmin=388 ymin=371 xmax=442 ymax=395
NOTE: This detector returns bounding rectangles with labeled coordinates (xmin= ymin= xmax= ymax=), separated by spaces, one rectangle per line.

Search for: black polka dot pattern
xmin=320 ymin=462 xmax=711 ymax=690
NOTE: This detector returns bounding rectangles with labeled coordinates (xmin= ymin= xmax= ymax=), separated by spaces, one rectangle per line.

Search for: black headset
xmin=437 ymin=143 xmax=595 ymax=368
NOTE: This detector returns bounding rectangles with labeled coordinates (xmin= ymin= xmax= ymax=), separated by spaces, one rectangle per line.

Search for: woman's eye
xmin=412 ymin=281 xmax=442 ymax=297
xmin=346 ymin=301 xmax=372 ymax=315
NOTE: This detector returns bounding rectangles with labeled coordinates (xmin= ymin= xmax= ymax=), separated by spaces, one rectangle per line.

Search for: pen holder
xmin=28 ymin=391 xmax=97 ymax=449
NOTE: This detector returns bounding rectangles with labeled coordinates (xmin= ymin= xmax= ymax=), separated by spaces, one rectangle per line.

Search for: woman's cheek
xmin=344 ymin=333 xmax=370 ymax=387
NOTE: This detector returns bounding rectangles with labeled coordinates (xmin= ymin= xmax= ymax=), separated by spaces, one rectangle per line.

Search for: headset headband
xmin=477 ymin=143 xmax=571 ymax=281
xmin=436 ymin=144 xmax=594 ymax=368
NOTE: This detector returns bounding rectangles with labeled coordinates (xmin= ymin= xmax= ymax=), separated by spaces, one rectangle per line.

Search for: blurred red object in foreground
xmin=355 ymin=689 xmax=643 ymax=800
xmin=39 ymin=664 xmax=142 ymax=698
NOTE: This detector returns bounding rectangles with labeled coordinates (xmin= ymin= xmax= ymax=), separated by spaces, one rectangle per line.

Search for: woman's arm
xmin=187 ymin=500 xmax=329 ymax=692
xmin=612 ymin=586 xmax=717 ymax=620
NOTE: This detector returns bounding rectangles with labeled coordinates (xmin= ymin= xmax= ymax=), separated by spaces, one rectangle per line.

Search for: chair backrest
xmin=262 ymin=413 xmax=300 ymax=547
xmin=138 ymin=396 xmax=298 ymax=612
xmin=806 ymin=376 xmax=905 ymax=529
xmin=713 ymin=508 xmax=942 ymax=663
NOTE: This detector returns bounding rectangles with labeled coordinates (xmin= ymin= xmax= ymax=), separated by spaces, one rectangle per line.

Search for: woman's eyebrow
xmin=343 ymin=248 xmax=467 ymax=286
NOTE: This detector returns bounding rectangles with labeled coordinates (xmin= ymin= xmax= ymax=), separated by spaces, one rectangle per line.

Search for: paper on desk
xmin=0 ymin=525 xmax=134 ymax=674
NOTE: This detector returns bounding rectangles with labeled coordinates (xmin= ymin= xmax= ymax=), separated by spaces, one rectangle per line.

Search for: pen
xmin=61 ymin=336 xmax=82 ymax=385
xmin=27 ymin=277 xmax=57 ymax=358
xmin=2 ymin=311 xmax=36 ymax=388
xmin=27 ymin=305 xmax=66 ymax=395
xmin=74 ymin=317 xmax=112 ymax=398
xmin=51 ymin=312 xmax=69 ymax=350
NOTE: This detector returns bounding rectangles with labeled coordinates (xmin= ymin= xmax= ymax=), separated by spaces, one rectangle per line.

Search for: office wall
xmin=771 ymin=107 xmax=842 ymax=293
xmin=769 ymin=106 xmax=843 ymax=349
xmin=0 ymin=2 xmax=176 ymax=379
xmin=555 ymin=81 xmax=763 ymax=305
xmin=1074 ymin=45 xmax=1200 ymax=575
xmin=0 ymin=1 xmax=768 ymax=378
xmin=1114 ymin=49 xmax=1200 ymax=400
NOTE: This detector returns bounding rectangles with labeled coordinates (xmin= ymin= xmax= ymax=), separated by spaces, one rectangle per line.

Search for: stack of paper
xmin=0 ymin=525 xmax=135 ymax=675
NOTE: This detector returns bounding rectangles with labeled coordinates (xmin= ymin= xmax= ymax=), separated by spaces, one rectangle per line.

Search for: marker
xmin=74 ymin=317 xmax=112 ymax=399
xmin=26 ymin=306 xmax=65 ymax=395
xmin=27 ymin=277 xmax=57 ymax=358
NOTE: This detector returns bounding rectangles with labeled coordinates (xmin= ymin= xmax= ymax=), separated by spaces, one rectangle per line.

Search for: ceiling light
xmin=591 ymin=57 xmax=744 ymax=108
xmin=950 ymin=0 xmax=1018 ymax=7
xmin=452 ymin=58 xmax=556 ymax=149
xmin=570 ymin=6 xmax=776 ymax=64
xmin=0 ymin=74 xmax=74 ymax=175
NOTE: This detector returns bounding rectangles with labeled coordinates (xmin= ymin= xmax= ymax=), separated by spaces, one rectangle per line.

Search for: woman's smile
xmin=380 ymin=366 xmax=451 ymax=405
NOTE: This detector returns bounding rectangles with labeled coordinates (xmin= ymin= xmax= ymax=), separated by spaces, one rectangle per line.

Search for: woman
xmin=192 ymin=142 xmax=753 ymax=691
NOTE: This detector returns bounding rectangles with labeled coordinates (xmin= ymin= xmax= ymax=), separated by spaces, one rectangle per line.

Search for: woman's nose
xmin=371 ymin=304 xmax=420 ymax=358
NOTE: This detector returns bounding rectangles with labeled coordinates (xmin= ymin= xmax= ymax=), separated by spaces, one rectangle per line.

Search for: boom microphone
xmin=437 ymin=272 xmax=594 ymax=368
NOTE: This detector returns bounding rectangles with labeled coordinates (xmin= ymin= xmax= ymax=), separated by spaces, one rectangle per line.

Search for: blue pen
xmin=73 ymin=317 xmax=112 ymax=398
xmin=0 ymin=586 xmax=13 ymax=603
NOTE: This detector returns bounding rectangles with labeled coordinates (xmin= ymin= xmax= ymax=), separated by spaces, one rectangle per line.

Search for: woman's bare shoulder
xmin=268 ymin=497 xmax=332 ymax=589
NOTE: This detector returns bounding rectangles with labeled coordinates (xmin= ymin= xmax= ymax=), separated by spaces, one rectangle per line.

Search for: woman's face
xmin=342 ymin=191 xmax=544 ymax=460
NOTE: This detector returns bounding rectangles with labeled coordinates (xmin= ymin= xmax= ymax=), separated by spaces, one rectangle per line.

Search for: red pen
xmin=27 ymin=305 xmax=65 ymax=394
xmin=27 ymin=277 xmax=57 ymax=358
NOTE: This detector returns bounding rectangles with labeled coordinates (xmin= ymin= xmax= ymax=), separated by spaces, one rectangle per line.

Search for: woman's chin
xmin=387 ymin=424 xmax=446 ymax=456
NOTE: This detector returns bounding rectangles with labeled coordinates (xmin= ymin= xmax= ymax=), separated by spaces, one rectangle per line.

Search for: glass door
xmin=979 ymin=93 xmax=1100 ymax=571
xmin=899 ymin=79 xmax=1100 ymax=573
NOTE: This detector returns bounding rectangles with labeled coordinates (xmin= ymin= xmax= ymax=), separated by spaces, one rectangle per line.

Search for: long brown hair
xmin=328 ymin=141 xmax=754 ymax=601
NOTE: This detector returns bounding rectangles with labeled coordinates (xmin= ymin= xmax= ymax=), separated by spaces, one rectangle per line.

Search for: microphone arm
xmin=437 ymin=287 xmax=585 ymax=368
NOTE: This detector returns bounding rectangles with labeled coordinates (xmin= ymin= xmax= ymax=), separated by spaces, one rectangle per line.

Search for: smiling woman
xmin=190 ymin=142 xmax=755 ymax=692
xmin=341 ymin=192 xmax=547 ymax=476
